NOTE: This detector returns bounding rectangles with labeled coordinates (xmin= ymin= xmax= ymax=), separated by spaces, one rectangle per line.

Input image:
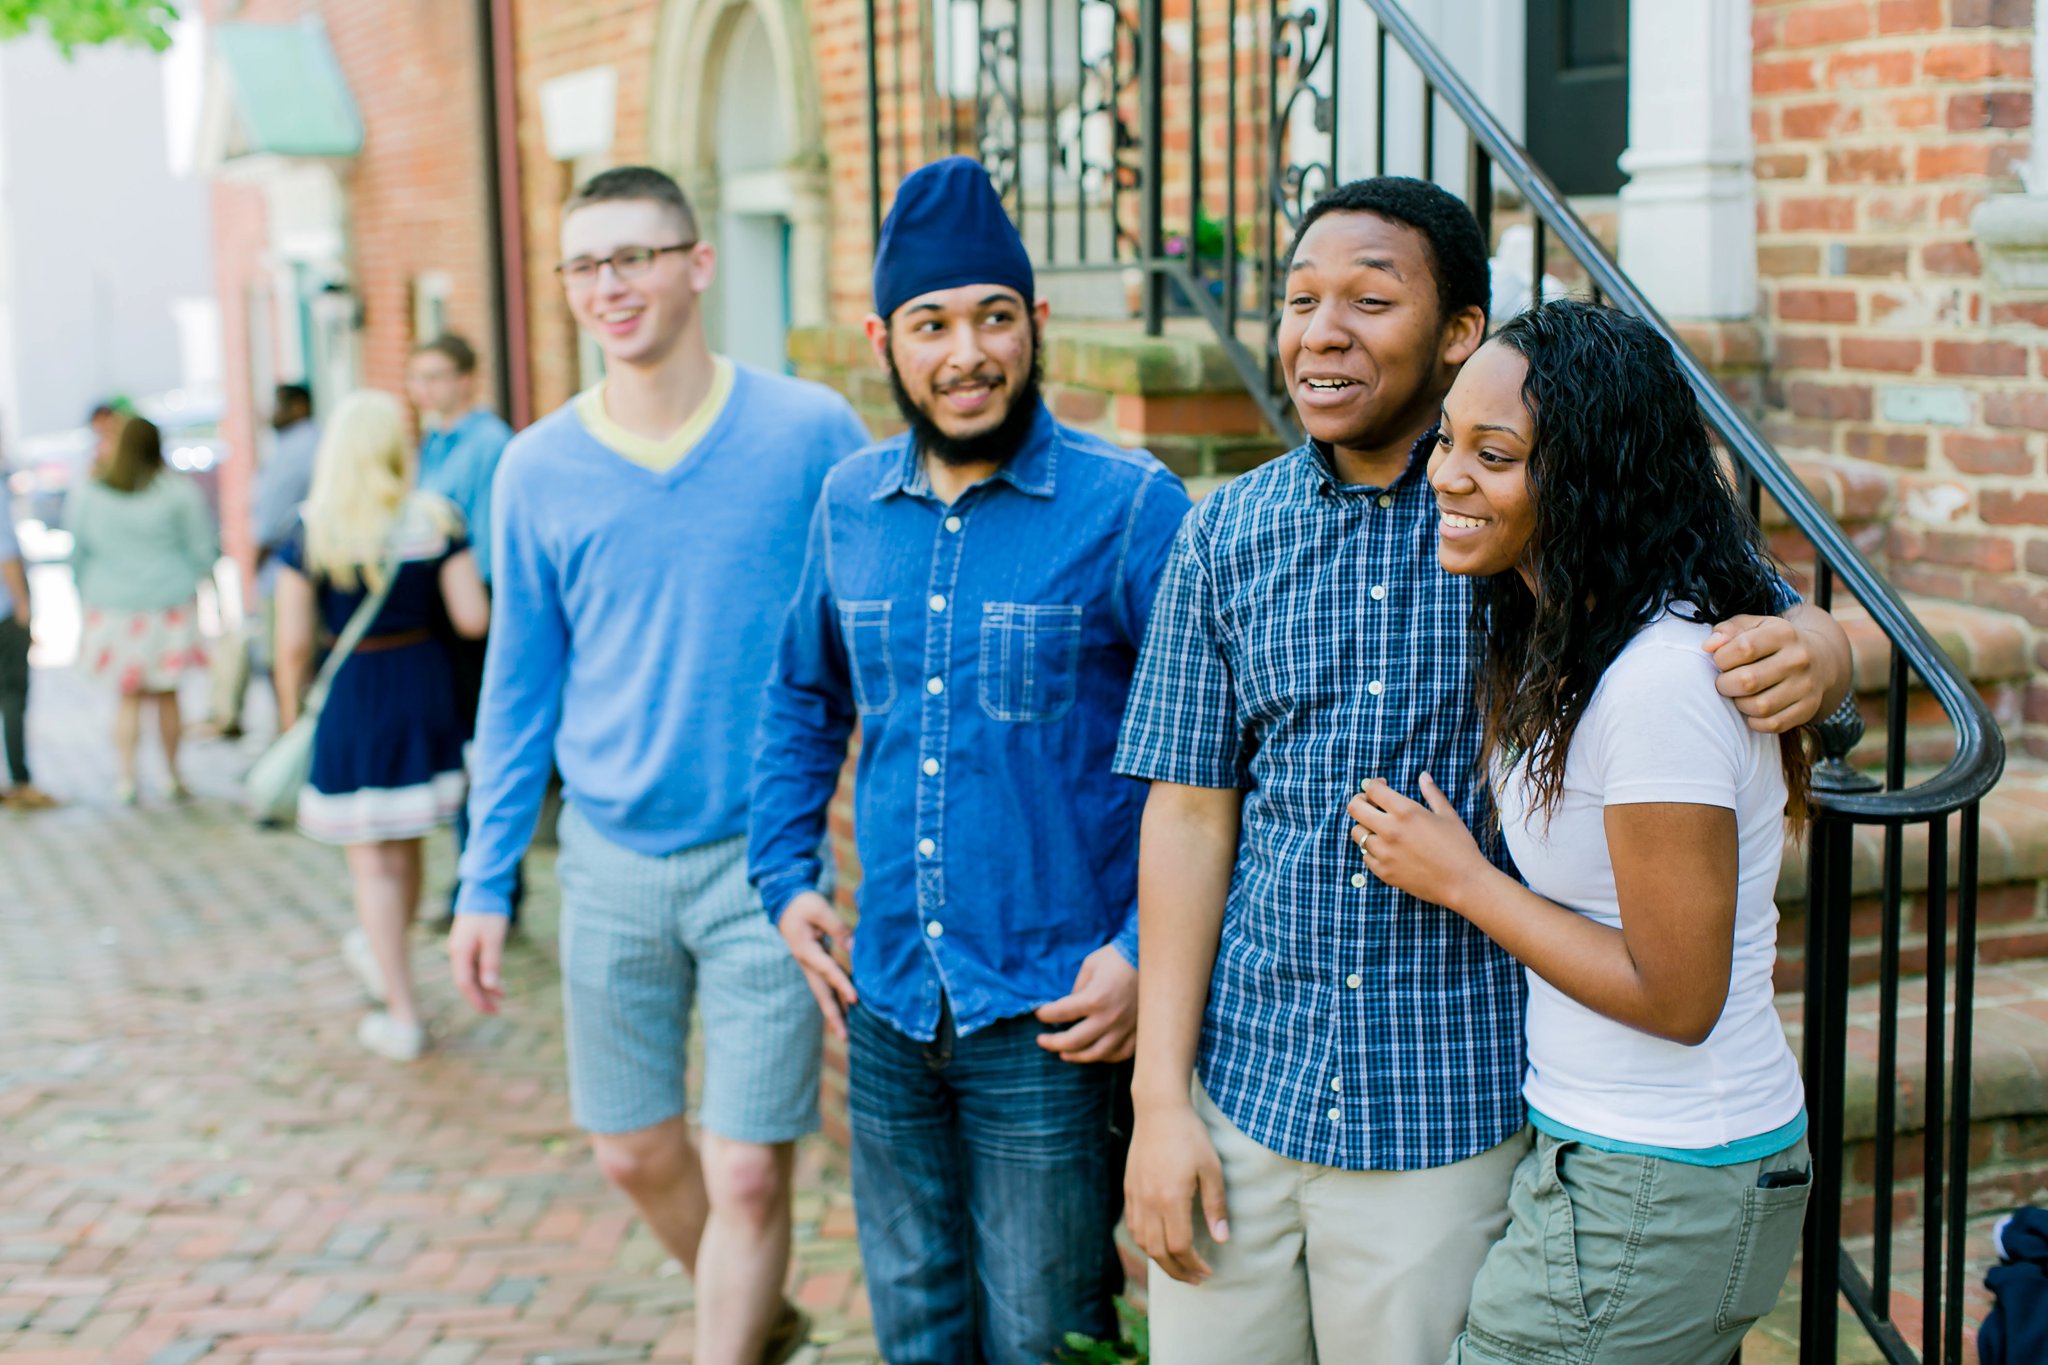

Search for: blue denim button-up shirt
xmin=749 ymin=403 xmax=1192 ymax=1042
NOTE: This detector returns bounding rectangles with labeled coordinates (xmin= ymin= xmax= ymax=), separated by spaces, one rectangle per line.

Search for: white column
xmin=1969 ymin=19 xmax=2048 ymax=290
xmin=1616 ymin=0 xmax=1755 ymax=319
xmin=2030 ymin=19 xmax=2048 ymax=194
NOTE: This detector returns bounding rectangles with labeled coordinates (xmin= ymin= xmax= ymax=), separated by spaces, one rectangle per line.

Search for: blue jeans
xmin=847 ymin=999 xmax=1125 ymax=1365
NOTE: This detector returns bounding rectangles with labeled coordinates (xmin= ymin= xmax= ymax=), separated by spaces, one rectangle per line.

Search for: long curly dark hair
xmin=1473 ymin=300 xmax=1811 ymax=823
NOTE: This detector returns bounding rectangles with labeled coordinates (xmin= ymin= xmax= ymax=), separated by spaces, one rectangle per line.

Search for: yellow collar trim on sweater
xmin=574 ymin=357 xmax=735 ymax=472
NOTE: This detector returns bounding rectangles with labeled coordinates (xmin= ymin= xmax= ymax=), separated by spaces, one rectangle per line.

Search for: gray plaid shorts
xmin=555 ymin=803 xmax=823 ymax=1143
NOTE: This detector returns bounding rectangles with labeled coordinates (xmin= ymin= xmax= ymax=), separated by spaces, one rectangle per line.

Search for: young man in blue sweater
xmin=749 ymin=157 xmax=1193 ymax=1364
xmin=448 ymin=166 xmax=868 ymax=1365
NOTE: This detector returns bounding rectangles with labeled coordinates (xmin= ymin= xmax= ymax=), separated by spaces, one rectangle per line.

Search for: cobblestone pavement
xmin=0 ymin=667 xmax=875 ymax=1364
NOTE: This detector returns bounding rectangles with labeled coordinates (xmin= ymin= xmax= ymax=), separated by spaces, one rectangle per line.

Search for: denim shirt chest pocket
xmin=978 ymin=601 xmax=1082 ymax=723
xmin=836 ymin=599 xmax=897 ymax=716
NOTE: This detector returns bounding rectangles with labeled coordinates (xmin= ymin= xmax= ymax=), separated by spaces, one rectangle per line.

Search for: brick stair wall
xmin=1749 ymin=0 xmax=2048 ymax=767
xmin=1774 ymin=595 xmax=2042 ymax=990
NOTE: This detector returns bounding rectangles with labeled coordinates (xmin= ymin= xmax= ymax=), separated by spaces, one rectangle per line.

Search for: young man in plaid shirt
xmin=1116 ymin=177 xmax=1850 ymax=1362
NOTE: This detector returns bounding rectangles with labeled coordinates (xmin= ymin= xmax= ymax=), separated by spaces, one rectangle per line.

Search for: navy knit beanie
xmin=873 ymin=156 xmax=1034 ymax=319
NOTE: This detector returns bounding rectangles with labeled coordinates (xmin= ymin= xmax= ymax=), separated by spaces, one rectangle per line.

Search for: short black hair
xmin=564 ymin=165 xmax=699 ymax=241
xmin=413 ymin=333 xmax=478 ymax=375
xmin=1286 ymin=177 xmax=1490 ymax=328
xmin=275 ymin=383 xmax=313 ymax=414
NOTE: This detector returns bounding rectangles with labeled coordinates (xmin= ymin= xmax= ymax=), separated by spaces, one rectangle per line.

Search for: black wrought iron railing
xmin=863 ymin=0 xmax=2009 ymax=1359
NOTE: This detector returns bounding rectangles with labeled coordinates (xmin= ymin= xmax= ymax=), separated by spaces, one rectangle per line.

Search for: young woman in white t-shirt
xmin=1349 ymin=300 xmax=1815 ymax=1364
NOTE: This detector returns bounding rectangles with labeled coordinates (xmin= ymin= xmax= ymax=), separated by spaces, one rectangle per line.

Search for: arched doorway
xmin=710 ymin=9 xmax=792 ymax=372
xmin=651 ymin=0 xmax=830 ymax=373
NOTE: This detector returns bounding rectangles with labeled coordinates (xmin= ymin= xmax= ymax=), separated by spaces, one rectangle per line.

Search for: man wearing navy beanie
xmin=750 ymin=156 xmax=1193 ymax=1362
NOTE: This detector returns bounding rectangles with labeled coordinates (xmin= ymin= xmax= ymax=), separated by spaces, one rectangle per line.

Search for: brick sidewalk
xmin=0 ymin=668 xmax=876 ymax=1364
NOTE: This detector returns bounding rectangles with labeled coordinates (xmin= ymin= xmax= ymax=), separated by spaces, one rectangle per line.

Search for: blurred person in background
xmin=87 ymin=401 xmax=125 ymax=475
xmin=254 ymin=384 xmax=320 ymax=581
xmin=199 ymin=384 xmax=321 ymax=741
xmin=405 ymin=332 xmax=520 ymax=925
xmin=408 ymin=334 xmax=511 ymax=585
xmin=0 ymin=503 xmax=53 ymax=809
xmin=272 ymin=391 xmax=489 ymax=1063
xmin=69 ymin=416 xmax=217 ymax=804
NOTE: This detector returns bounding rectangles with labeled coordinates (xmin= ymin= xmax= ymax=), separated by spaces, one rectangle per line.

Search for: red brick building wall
xmin=506 ymin=1 xmax=662 ymax=415
xmin=205 ymin=0 xmax=498 ymax=577
xmin=1751 ymin=0 xmax=2047 ymax=753
xmin=209 ymin=179 xmax=269 ymax=573
xmin=324 ymin=2 xmax=502 ymax=404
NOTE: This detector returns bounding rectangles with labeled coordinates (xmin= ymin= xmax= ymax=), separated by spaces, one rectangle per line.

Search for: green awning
xmin=213 ymin=20 xmax=362 ymax=159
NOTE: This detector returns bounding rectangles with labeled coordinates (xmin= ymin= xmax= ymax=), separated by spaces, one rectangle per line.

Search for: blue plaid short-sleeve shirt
xmin=1114 ymin=433 xmax=1527 ymax=1171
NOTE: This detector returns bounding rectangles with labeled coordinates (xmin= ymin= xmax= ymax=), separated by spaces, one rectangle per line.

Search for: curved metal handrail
xmin=1363 ymin=0 xmax=2004 ymax=823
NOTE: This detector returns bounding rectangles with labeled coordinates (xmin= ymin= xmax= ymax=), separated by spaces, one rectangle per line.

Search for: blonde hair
xmin=302 ymin=391 xmax=412 ymax=592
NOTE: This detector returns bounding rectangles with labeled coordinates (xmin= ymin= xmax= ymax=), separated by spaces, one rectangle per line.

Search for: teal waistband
xmin=1528 ymin=1108 xmax=1808 ymax=1168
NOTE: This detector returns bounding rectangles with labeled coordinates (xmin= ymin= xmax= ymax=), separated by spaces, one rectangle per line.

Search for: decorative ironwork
xmin=1268 ymin=0 xmax=1336 ymax=230
xmin=975 ymin=15 xmax=1021 ymax=204
xmin=1068 ymin=0 xmax=1144 ymax=259
xmin=1811 ymin=695 xmax=1882 ymax=795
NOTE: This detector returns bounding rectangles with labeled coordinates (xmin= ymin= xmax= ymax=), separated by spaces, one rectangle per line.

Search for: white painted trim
xmin=1616 ymin=0 xmax=1756 ymax=320
xmin=649 ymin=0 xmax=830 ymax=329
xmin=538 ymin=66 xmax=618 ymax=163
xmin=2029 ymin=19 xmax=2048 ymax=194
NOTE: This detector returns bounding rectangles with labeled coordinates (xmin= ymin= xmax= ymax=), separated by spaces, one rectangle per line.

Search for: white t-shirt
xmin=1495 ymin=608 xmax=1805 ymax=1151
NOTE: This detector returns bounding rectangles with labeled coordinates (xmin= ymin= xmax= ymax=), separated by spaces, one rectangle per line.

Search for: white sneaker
xmin=341 ymin=928 xmax=387 ymax=1003
xmin=356 ymin=1012 xmax=425 ymax=1062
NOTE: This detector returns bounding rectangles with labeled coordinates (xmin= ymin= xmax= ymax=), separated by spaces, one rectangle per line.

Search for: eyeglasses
xmin=555 ymin=242 xmax=695 ymax=289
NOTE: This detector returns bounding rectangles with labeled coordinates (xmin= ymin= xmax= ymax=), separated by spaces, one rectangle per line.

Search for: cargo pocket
xmin=836 ymin=599 xmax=897 ymax=716
xmin=1538 ymin=1138 xmax=1592 ymax=1333
xmin=978 ymin=602 xmax=1081 ymax=722
xmin=1716 ymin=1159 xmax=1811 ymax=1331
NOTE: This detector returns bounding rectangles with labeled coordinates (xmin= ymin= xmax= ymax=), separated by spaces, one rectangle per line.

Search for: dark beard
xmin=884 ymin=329 xmax=1045 ymax=469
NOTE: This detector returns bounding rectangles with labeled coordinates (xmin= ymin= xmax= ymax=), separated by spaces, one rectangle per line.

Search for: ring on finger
xmin=1355 ymin=827 xmax=1371 ymax=852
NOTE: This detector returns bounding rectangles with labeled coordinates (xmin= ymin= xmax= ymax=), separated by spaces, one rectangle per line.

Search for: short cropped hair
xmin=1287 ymin=177 xmax=1491 ymax=329
xmin=275 ymin=383 xmax=313 ymax=415
xmin=563 ymin=165 xmax=699 ymax=240
xmin=413 ymin=333 xmax=478 ymax=375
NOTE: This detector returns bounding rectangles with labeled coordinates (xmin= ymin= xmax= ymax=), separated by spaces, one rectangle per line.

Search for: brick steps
xmin=1774 ymin=759 xmax=2048 ymax=993
xmin=1834 ymin=594 xmax=2034 ymax=770
xmin=1750 ymin=960 xmax=2048 ymax=1362
xmin=1766 ymin=958 xmax=2048 ymax=1361
xmin=1770 ymin=589 xmax=2040 ymax=991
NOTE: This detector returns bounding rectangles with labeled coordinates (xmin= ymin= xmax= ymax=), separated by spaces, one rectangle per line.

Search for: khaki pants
xmin=1148 ymin=1084 xmax=1529 ymax=1365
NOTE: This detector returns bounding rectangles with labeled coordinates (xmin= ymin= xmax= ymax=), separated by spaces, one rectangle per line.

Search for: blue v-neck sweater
xmin=456 ymin=364 xmax=868 ymax=916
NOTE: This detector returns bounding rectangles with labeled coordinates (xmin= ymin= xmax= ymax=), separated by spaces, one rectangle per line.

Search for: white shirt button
xmin=1350 ymin=872 xmax=1367 ymax=888
xmin=944 ymin=515 xmax=963 ymax=532
xmin=1359 ymin=779 xmax=1371 ymax=793
xmin=922 ymin=758 xmax=940 ymax=776
xmin=1369 ymin=584 xmax=1386 ymax=601
xmin=917 ymin=838 xmax=936 ymax=856
xmin=1346 ymin=973 xmax=1363 ymax=989
xmin=1376 ymin=495 xmax=1393 ymax=508
xmin=926 ymin=677 xmax=945 ymax=695
xmin=1367 ymin=680 xmax=1384 ymax=697
xmin=929 ymin=594 xmax=947 ymax=612
xmin=1331 ymin=1077 xmax=1343 ymax=1092
xmin=926 ymin=920 xmax=944 ymax=938
xmin=1327 ymin=1106 xmax=1342 ymax=1122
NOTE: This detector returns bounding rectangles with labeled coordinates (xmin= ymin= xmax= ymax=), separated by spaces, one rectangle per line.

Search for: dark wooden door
xmin=1525 ymin=0 xmax=1630 ymax=195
